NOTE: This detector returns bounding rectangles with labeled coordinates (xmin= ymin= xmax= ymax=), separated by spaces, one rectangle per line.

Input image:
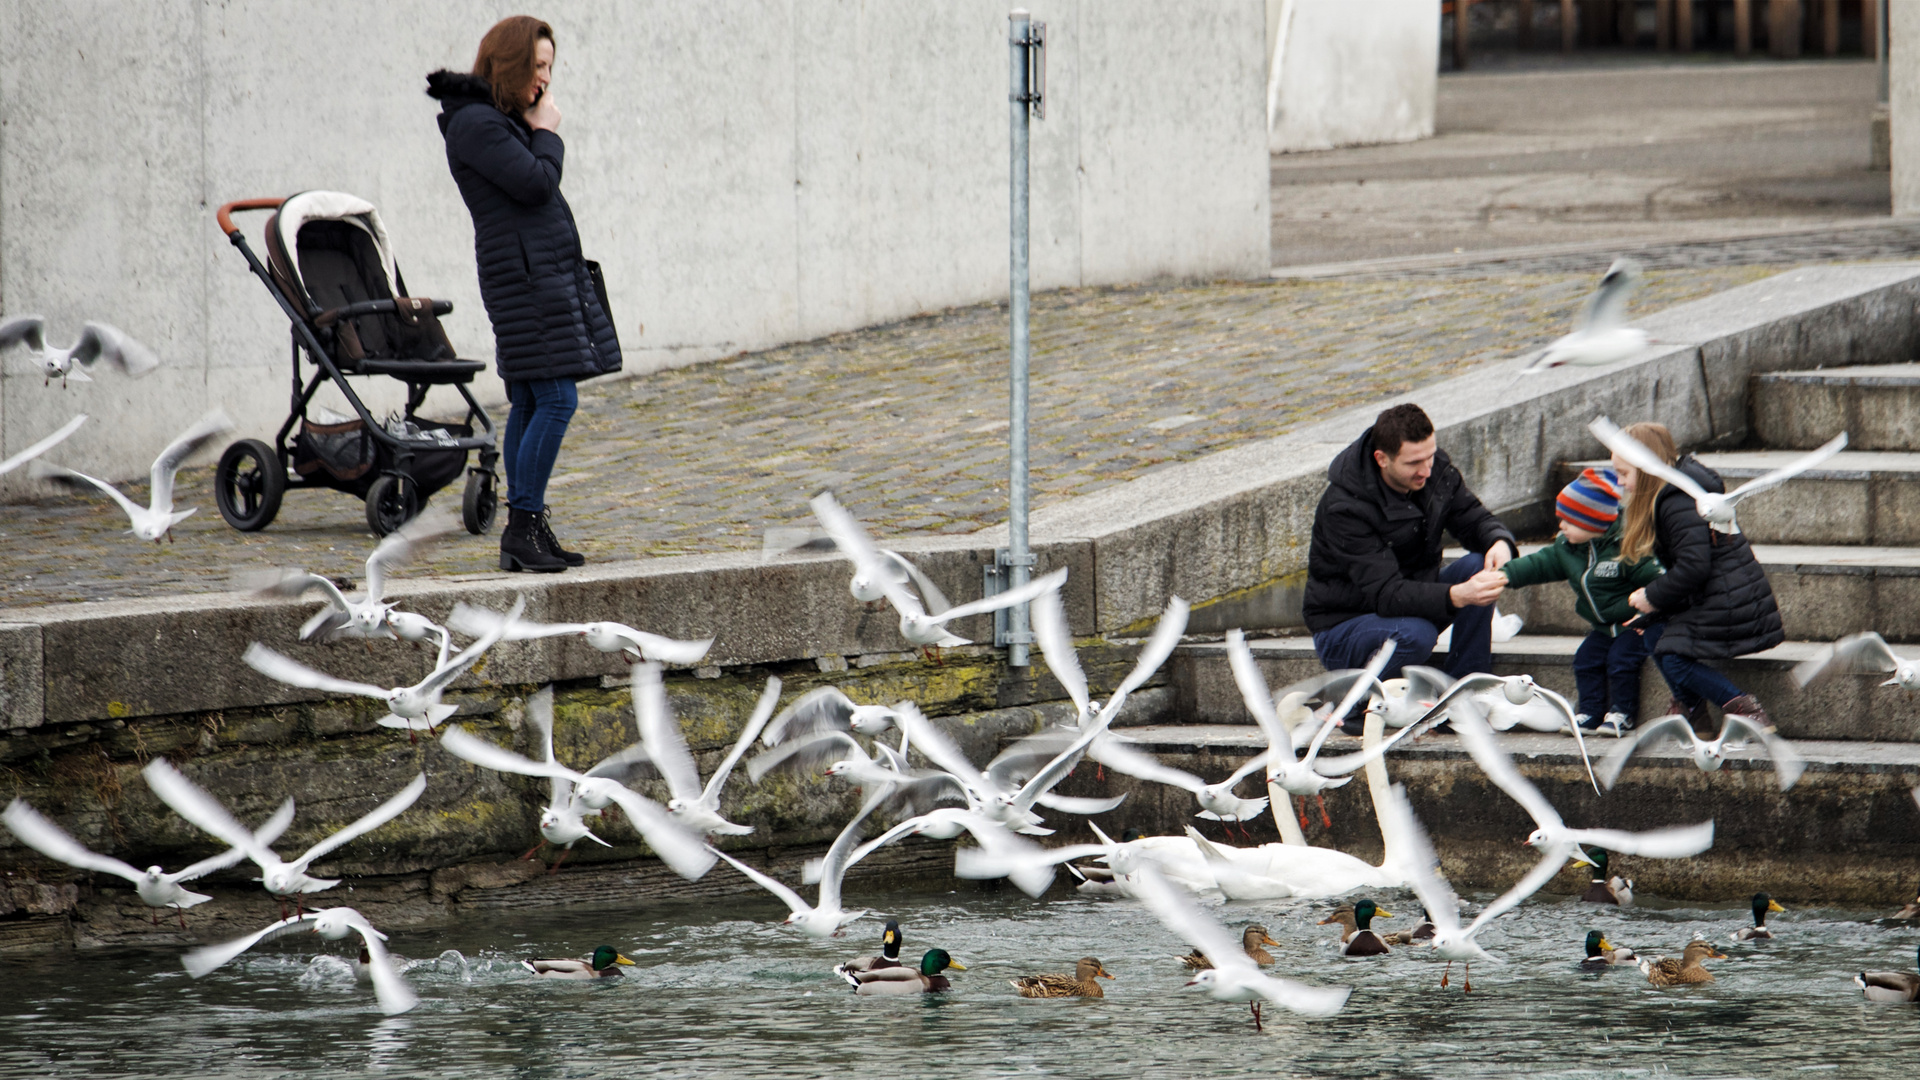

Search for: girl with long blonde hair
xmin=1613 ymin=422 xmax=1783 ymax=733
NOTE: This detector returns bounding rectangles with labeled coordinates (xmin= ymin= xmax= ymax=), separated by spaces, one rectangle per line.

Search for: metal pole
xmin=1879 ymin=0 xmax=1890 ymax=106
xmin=1006 ymin=8 xmax=1034 ymax=668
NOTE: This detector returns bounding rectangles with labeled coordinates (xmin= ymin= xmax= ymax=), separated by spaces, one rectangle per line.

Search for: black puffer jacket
xmin=1302 ymin=427 xmax=1517 ymax=633
xmin=1641 ymin=455 xmax=1784 ymax=659
xmin=427 ymin=71 xmax=620 ymax=382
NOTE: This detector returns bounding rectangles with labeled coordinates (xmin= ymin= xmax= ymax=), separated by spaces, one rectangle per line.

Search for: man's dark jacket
xmin=1302 ymin=427 xmax=1516 ymax=634
xmin=1641 ymin=455 xmax=1784 ymax=659
xmin=427 ymin=71 xmax=621 ymax=382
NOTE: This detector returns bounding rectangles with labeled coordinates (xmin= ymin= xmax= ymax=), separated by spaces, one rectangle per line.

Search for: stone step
xmin=1170 ymin=635 xmax=1920 ymax=743
xmin=1478 ymin=543 xmax=1920 ymax=644
xmin=1554 ymin=451 xmax=1920 ymax=546
xmin=1751 ymin=363 xmax=1920 ymax=451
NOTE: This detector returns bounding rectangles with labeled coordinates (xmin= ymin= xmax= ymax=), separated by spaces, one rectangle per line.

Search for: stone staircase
xmin=1173 ymin=364 xmax=1920 ymax=743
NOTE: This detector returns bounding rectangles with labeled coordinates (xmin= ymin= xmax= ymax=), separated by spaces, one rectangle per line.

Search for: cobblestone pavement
xmin=0 ymin=264 xmax=1780 ymax=610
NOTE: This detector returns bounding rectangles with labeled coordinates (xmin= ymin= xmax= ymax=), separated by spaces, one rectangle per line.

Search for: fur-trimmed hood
xmin=425 ymin=69 xmax=493 ymax=103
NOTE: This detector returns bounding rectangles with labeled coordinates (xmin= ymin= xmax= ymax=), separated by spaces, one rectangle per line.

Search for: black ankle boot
xmin=537 ymin=505 xmax=585 ymax=567
xmin=500 ymin=506 xmax=568 ymax=573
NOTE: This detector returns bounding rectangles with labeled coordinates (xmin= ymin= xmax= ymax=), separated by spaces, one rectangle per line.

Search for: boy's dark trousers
xmin=1572 ymin=627 xmax=1651 ymax=720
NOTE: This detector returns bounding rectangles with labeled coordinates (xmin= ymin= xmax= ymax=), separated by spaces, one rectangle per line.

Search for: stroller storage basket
xmin=212 ymin=192 xmax=499 ymax=537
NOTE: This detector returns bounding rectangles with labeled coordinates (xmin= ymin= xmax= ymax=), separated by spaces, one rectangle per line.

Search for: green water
xmin=3 ymin=885 xmax=1917 ymax=1078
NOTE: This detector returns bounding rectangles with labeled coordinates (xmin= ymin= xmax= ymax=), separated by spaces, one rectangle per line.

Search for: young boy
xmin=1497 ymin=467 xmax=1663 ymax=735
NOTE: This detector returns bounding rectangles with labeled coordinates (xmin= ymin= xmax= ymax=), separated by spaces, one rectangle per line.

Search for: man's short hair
xmin=1372 ymin=403 xmax=1434 ymax=458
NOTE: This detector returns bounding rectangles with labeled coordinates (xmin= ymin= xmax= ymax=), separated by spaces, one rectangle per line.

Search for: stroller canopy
xmin=265 ymin=190 xmax=400 ymax=313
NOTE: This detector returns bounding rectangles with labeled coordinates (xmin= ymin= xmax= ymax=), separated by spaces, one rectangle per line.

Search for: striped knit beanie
xmin=1557 ymin=467 xmax=1620 ymax=532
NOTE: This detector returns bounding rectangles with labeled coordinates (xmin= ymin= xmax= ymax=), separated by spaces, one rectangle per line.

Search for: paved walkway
xmin=0 ymin=263 xmax=1784 ymax=610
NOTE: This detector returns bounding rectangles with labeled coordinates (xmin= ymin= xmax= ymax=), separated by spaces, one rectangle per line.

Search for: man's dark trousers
xmin=1309 ymin=553 xmax=1494 ymax=679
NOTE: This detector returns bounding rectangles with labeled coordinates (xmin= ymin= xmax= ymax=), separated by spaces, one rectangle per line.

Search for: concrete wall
xmin=0 ymin=0 xmax=1272 ymax=495
xmin=1267 ymin=0 xmax=1438 ymax=153
xmin=1894 ymin=0 xmax=1920 ymax=213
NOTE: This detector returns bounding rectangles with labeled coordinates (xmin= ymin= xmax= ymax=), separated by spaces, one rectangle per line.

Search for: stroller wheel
xmin=215 ymin=439 xmax=285 ymax=532
xmin=365 ymin=473 xmax=421 ymax=537
xmin=462 ymin=469 xmax=498 ymax=536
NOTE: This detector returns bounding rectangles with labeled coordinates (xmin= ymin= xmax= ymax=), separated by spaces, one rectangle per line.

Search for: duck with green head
xmin=1575 ymin=848 xmax=1633 ymax=906
xmin=841 ymin=948 xmax=964 ymax=995
xmin=836 ymin=919 xmax=904 ymax=975
xmin=1730 ymin=892 xmax=1785 ymax=941
xmin=522 ymin=945 xmax=635 ymax=980
xmin=1580 ymin=930 xmax=1634 ymax=970
xmin=1319 ymin=899 xmax=1394 ymax=956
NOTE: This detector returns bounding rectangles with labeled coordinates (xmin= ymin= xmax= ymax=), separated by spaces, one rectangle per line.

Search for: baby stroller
xmin=212 ymin=191 xmax=499 ymax=536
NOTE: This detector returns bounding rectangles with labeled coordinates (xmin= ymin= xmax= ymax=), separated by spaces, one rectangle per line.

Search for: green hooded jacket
xmin=1500 ymin=520 xmax=1664 ymax=636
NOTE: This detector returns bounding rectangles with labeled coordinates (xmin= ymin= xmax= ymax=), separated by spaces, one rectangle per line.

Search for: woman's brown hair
xmin=472 ymin=16 xmax=554 ymax=115
xmin=1617 ymin=421 xmax=1677 ymax=565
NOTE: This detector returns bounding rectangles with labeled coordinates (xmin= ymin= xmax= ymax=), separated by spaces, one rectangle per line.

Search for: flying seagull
xmin=1522 ymin=259 xmax=1649 ymax=374
xmin=31 ymin=409 xmax=233 ymax=542
xmin=1590 ymin=416 xmax=1846 ymax=535
xmin=0 ymin=315 xmax=161 ymax=386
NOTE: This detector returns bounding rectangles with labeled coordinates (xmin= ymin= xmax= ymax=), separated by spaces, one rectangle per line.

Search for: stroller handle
xmin=217 ymin=197 xmax=286 ymax=237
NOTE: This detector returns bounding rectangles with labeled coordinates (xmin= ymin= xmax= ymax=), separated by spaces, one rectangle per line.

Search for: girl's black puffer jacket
xmin=1641 ymin=455 xmax=1784 ymax=659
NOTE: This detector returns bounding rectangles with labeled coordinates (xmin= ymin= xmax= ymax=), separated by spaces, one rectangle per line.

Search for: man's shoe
xmin=537 ymin=505 xmax=586 ymax=567
xmin=500 ymin=506 xmax=568 ymax=573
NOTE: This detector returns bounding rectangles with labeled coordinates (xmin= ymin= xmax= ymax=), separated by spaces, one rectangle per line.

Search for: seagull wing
xmin=149 ymin=409 xmax=234 ymax=512
xmin=2 ymin=800 xmax=143 ymax=884
xmin=414 ymin=595 xmax=521 ymax=698
xmin=1466 ymin=842 xmax=1577 ymax=933
xmin=1096 ymin=596 xmax=1191 ymax=724
xmin=1796 ymin=631 xmax=1901 ymax=685
xmin=1225 ymin=630 xmax=1288 ymax=751
xmin=883 ymin=549 xmax=952 ymax=615
xmin=182 ymin=913 xmax=320 ymax=978
xmin=817 ymin=790 xmax=889 ymax=912
xmin=1596 ymin=715 xmax=1694 ymax=790
xmin=243 ymin=642 xmax=391 ymax=700
xmin=631 ymin=662 xmax=704 ymax=803
xmin=704 ymin=676 xmax=783 ymax=803
xmin=440 ymin=724 xmax=585 ymax=784
xmin=1449 ymin=705 xmax=1564 ymax=831
xmin=365 ymin=512 xmax=452 ymax=602
xmin=891 ymin=706 xmax=989 ymax=795
xmin=809 ymin=490 xmax=900 ymax=589
xmin=761 ymin=686 xmax=856 ymax=746
xmin=1030 ymin=587 xmax=1091 ymax=719
xmin=1085 ymin=737 xmax=1204 ymax=794
xmin=1302 ymin=640 xmax=1395 ymax=767
xmin=0 ymin=315 xmax=46 ymax=352
xmin=1531 ymin=683 xmax=1600 ymax=793
xmin=290 ymin=773 xmax=427 ymax=870
xmin=1724 ymin=714 xmax=1806 ymax=791
xmin=141 ymin=758 xmax=276 ymax=864
xmin=1565 ymin=821 xmax=1715 ymax=860
xmin=1577 ymin=259 xmax=1641 ymax=331
xmin=1375 ymin=784 xmax=1466 ymax=939
xmin=72 ymin=322 xmax=161 ymax=376
xmin=0 ymin=415 xmax=86 ymax=477
xmin=927 ymin=567 xmax=1069 ymax=628
xmin=1588 ymin=417 xmax=1709 ymax=502
xmin=30 ymin=463 xmax=146 ymax=523
xmin=1724 ymin=432 xmax=1847 ymax=506
xmin=1131 ymin=864 xmax=1259 ymax=978
xmin=599 ymin=786 xmax=716 ymax=880
xmin=339 ymin=911 xmax=419 ymax=1015
xmin=745 ymin=730 xmax=866 ymax=783
xmin=709 ymin=845 xmax=811 ymax=916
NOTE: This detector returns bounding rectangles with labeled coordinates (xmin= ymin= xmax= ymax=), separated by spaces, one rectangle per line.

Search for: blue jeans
xmin=1572 ymin=627 xmax=1651 ymax=720
xmin=1311 ymin=553 xmax=1494 ymax=680
xmin=1642 ymin=623 xmax=1745 ymax=710
xmin=503 ymin=378 xmax=578 ymax=513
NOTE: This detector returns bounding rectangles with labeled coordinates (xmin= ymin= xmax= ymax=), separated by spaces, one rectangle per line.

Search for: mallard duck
xmin=1580 ymin=930 xmax=1634 ymax=970
xmin=1318 ymin=899 xmax=1393 ymax=956
xmin=843 ymin=948 xmax=963 ymax=996
xmin=522 ymin=945 xmax=635 ymax=980
xmin=1382 ymin=908 xmax=1437 ymax=945
xmin=1012 ymin=956 xmax=1116 ymax=998
xmin=1730 ymin=892 xmax=1785 ymax=941
xmin=1181 ymin=925 xmax=1279 ymax=969
xmin=1574 ymin=848 xmax=1633 ymax=906
xmin=1641 ymin=940 xmax=1725 ymax=986
xmin=835 ymin=919 xmax=904 ymax=976
xmin=1856 ymin=945 xmax=1920 ymax=1003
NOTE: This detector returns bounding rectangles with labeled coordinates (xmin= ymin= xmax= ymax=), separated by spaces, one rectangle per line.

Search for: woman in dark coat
xmin=428 ymin=16 xmax=620 ymax=573
xmin=1613 ymin=421 xmax=1784 ymax=734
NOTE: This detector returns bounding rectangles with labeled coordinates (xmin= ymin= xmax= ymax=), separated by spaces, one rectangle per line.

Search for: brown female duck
xmin=1011 ymin=957 xmax=1116 ymax=998
xmin=1181 ymin=925 xmax=1280 ymax=970
xmin=1641 ymin=940 xmax=1726 ymax=986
